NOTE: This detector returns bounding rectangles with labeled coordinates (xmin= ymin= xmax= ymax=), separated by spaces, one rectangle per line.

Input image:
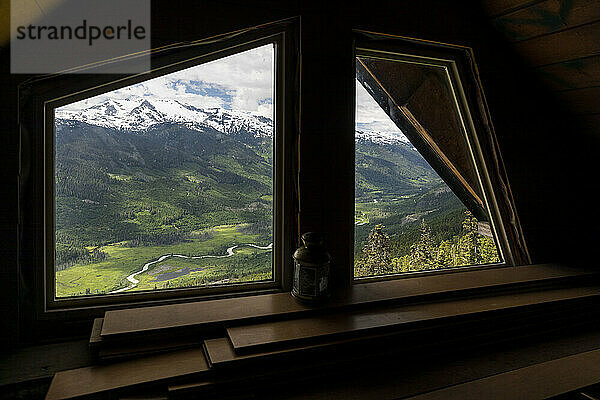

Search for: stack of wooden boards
xmin=45 ymin=265 xmax=600 ymax=399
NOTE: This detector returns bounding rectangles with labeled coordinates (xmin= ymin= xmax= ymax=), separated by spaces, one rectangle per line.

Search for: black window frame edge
xmin=351 ymin=30 xmax=526 ymax=284
xmin=17 ymin=18 xmax=300 ymax=340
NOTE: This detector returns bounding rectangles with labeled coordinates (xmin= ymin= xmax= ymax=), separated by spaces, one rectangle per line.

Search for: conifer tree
xmin=359 ymin=224 xmax=393 ymax=276
xmin=409 ymin=219 xmax=436 ymax=270
xmin=480 ymin=236 xmax=500 ymax=264
xmin=435 ymin=240 xmax=454 ymax=268
xmin=457 ymin=210 xmax=480 ymax=265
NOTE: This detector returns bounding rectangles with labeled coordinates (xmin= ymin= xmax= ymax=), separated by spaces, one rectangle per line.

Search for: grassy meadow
xmin=55 ymin=225 xmax=272 ymax=297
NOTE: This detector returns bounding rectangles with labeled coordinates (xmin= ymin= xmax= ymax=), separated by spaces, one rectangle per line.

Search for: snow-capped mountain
xmin=55 ymin=98 xmax=274 ymax=138
xmin=56 ymin=97 xmax=410 ymax=146
xmin=355 ymin=129 xmax=410 ymax=146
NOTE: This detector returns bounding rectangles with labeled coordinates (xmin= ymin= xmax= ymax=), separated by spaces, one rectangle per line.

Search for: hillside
xmin=54 ymin=97 xmax=475 ymax=296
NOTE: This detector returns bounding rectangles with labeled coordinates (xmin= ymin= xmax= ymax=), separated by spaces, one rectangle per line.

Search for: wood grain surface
xmin=404 ymin=348 xmax=600 ymax=399
xmin=45 ymin=348 xmax=209 ymax=400
xmin=100 ymin=264 xmax=587 ymax=339
xmin=226 ymin=286 xmax=600 ymax=353
xmin=514 ymin=21 xmax=600 ymax=67
xmin=492 ymin=0 xmax=600 ymax=41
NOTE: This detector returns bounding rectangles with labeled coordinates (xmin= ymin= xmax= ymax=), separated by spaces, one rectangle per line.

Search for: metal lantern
xmin=292 ymin=232 xmax=330 ymax=304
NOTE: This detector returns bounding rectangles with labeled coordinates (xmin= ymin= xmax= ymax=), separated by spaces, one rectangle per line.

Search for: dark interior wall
xmin=0 ymin=0 xmax=595 ymax=348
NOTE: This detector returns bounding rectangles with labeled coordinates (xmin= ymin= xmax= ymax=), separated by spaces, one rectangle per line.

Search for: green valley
xmin=55 ymin=119 xmax=274 ymax=297
xmin=56 ymin=224 xmax=271 ymax=297
xmin=54 ymin=103 xmax=500 ymax=297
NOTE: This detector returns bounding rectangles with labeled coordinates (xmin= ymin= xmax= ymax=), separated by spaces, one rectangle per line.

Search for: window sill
xmin=45 ymin=263 xmax=600 ymax=400
xmin=100 ymin=263 xmax=596 ymax=340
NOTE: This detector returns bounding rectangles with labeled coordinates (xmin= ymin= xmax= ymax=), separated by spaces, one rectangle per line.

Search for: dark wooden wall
xmin=484 ymin=0 xmax=600 ymax=128
xmin=481 ymin=0 xmax=600 ymax=265
xmin=1 ymin=0 xmax=598 ymax=348
xmin=483 ymin=0 xmax=600 ymax=138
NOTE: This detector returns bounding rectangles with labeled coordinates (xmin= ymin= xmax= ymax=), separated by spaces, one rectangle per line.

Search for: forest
xmin=353 ymin=132 xmax=501 ymax=278
xmin=355 ymin=211 xmax=500 ymax=277
xmin=54 ymin=112 xmax=500 ymax=297
xmin=54 ymin=119 xmax=274 ymax=297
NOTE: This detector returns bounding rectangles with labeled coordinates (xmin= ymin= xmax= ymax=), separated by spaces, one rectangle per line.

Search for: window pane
xmin=54 ymin=44 xmax=275 ymax=297
xmin=354 ymin=56 xmax=501 ymax=278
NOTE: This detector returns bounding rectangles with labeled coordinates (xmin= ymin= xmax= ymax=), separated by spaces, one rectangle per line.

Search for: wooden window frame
xmin=352 ymin=30 xmax=529 ymax=284
xmin=17 ymin=23 xmax=567 ymax=347
xmin=18 ymin=19 xmax=299 ymax=332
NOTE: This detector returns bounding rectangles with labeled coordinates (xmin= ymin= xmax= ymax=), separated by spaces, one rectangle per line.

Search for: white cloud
xmin=62 ymin=44 xmax=274 ymax=117
xmin=355 ymin=79 xmax=403 ymax=134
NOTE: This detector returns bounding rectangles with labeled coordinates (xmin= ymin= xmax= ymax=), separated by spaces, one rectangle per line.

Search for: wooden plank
xmin=226 ymin=286 xmax=600 ymax=353
xmin=404 ymin=348 xmax=600 ymax=399
xmin=205 ymin=328 xmax=441 ymax=367
xmin=492 ymin=0 xmax=600 ymax=42
xmin=88 ymin=318 xmax=103 ymax=350
xmin=168 ymin=379 xmax=213 ymax=395
xmin=101 ymin=291 xmax=310 ymax=339
xmin=100 ymin=264 xmax=591 ymax=339
xmin=178 ymin=335 xmax=396 ymax=395
xmin=536 ymin=54 xmax=600 ymax=90
xmin=190 ymin=323 xmax=600 ymax=398
xmin=514 ymin=21 xmax=600 ymax=66
xmin=199 ymin=327 xmax=600 ymax=400
xmin=45 ymin=348 xmax=209 ymax=400
xmin=210 ymin=305 xmax=600 ymax=368
xmin=482 ymin=0 xmax=543 ymax=17
xmin=91 ymin=320 xmax=202 ymax=362
xmin=205 ymin=337 xmax=272 ymax=366
xmin=98 ymin=336 xmax=203 ymax=361
xmin=203 ymin=336 xmax=343 ymax=367
xmin=172 ymin=337 xmax=362 ymax=397
xmin=169 ymin=341 xmax=296 ymax=397
xmin=556 ymin=86 xmax=600 ymax=114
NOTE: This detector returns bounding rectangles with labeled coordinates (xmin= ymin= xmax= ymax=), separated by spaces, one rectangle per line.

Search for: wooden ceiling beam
xmin=491 ymin=0 xmax=600 ymax=42
xmin=514 ymin=21 xmax=600 ymax=67
xmin=536 ymin=54 xmax=600 ymax=91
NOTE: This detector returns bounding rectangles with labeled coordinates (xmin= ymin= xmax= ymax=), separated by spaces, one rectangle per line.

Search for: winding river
xmin=109 ymin=242 xmax=273 ymax=294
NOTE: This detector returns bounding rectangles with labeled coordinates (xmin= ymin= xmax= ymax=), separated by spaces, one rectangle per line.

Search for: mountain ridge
xmin=56 ymin=97 xmax=274 ymax=138
xmin=56 ymin=97 xmax=409 ymax=145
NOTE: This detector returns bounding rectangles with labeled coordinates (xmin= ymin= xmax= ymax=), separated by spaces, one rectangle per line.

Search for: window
xmin=353 ymin=36 xmax=519 ymax=280
xmin=19 ymin=20 xmax=532 ymax=338
xmin=54 ymin=45 xmax=276 ymax=298
xmin=18 ymin=21 xmax=297 ymax=316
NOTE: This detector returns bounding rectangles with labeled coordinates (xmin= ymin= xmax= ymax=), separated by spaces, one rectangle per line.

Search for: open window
xmin=353 ymin=33 xmax=530 ymax=279
xmin=19 ymin=20 xmax=298 ymax=320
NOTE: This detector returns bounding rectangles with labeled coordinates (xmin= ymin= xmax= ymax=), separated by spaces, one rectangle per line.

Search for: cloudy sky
xmin=62 ymin=43 xmax=403 ymax=134
xmin=63 ymin=44 xmax=275 ymax=118
xmin=355 ymin=79 xmax=403 ymax=134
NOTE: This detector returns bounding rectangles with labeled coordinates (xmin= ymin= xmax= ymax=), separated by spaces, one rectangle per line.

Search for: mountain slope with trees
xmin=54 ymin=96 xmax=499 ymax=296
